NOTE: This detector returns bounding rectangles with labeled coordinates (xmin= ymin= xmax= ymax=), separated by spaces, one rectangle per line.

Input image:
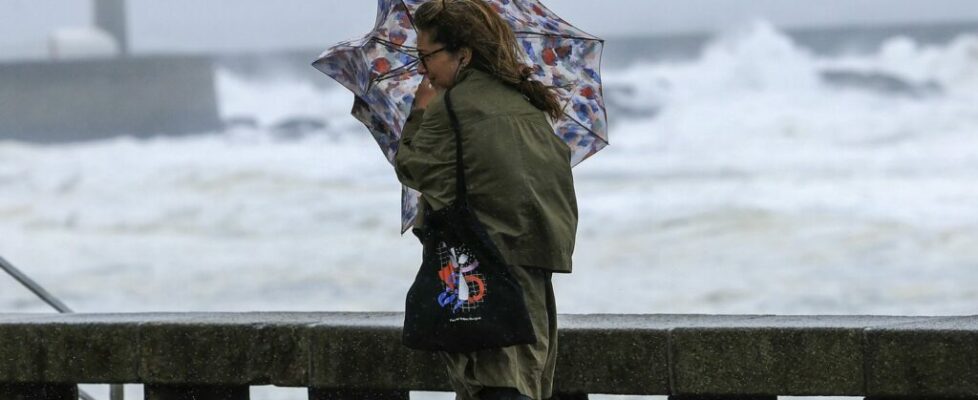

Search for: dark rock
xmin=270 ymin=117 xmax=329 ymax=139
xmin=819 ymin=68 xmax=944 ymax=98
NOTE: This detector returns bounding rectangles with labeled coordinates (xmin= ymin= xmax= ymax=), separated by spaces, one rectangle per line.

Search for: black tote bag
xmin=402 ymin=87 xmax=537 ymax=353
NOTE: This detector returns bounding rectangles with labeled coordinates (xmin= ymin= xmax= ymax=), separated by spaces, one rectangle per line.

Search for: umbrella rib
xmin=555 ymin=79 xmax=608 ymax=143
xmin=370 ymin=37 xmax=420 ymax=56
xmin=561 ymin=110 xmax=609 ymax=146
xmin=402 ymin=0 xmax=420 ymax=42
xmin=382 ymin=59 xmax=420 ymax=77
xmin=367 ymin=60 xmax=421 ymax=90
xmin=361 ymin=36 xmax=422 ymax=91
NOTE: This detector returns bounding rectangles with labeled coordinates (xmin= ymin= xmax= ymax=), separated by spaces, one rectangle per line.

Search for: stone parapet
xmin=0 ymin=312 xmax=975 ymax=399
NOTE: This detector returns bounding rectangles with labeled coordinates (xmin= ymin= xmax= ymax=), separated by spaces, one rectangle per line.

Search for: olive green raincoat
xmin=394 ymin=67 xmax=578 ymax=399
xmin=394 ymin=67 xmax=578 ymax=273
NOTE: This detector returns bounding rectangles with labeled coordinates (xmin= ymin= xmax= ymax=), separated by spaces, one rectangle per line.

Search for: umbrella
xmin=313 ymin=0 xmax=607 ymax=233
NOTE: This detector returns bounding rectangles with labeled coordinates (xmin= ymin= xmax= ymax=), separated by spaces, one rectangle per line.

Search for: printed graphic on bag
xmin=435 ymin=241 xmax=486 ymax=315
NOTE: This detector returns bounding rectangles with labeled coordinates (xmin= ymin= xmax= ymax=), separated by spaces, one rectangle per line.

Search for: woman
xmin=394 ymin=1 xmax=578 ymax=399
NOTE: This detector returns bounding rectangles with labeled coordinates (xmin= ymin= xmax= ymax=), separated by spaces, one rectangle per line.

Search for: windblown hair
xmin=413 ymin=0 xmax=563 ymax=119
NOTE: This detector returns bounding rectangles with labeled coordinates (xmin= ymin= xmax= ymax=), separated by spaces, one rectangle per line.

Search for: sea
xmin=1 ymin=20 xmax=978 ymax=400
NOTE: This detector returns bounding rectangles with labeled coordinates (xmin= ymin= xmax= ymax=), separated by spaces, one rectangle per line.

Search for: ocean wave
xmin=210 ymin=21 xmax=978 ymax=137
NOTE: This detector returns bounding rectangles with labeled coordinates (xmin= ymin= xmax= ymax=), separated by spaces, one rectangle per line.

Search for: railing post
xmin=111 ymin=384 xmax=125 ymax=400
xmin=0 ymin=383 xmax=78 ymax=399
xmin=308 ymin=388 xmax=409 ymax=400
xmin=144 ymin=384 xmax=249 ymax=400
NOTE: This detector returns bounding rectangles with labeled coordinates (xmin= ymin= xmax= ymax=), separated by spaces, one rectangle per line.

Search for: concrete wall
xmin=0 ymin=55 xmax=220 ymax=142
xmin=2 ymin=312 xmax=978 ymax=398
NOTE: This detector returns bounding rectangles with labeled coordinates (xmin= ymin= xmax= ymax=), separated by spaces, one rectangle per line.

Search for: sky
xmin=3 ymin=0 xmax=978 ymax=56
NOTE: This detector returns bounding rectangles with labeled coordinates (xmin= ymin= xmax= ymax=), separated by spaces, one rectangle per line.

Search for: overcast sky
xmin=3 ymin=0 xmax=978 ymax=55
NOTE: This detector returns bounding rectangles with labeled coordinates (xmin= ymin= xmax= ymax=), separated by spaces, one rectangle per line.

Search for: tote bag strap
xmin=442 ymin=88 xmax=469 ymax=205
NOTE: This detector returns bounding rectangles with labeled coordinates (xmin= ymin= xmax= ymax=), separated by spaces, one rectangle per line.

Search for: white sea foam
xmin=2 ymin=22 xmax=978 ymax=400
xmin=3 ymin=20 xmax=976 ymax=312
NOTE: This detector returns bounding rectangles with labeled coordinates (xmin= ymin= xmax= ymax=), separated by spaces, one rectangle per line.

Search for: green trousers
xmin=438 ymin=266 xmax=558 ymax=400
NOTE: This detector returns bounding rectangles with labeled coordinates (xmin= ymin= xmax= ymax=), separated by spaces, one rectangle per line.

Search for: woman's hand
xmin=412 ymin=76 xmax=437 ymax=111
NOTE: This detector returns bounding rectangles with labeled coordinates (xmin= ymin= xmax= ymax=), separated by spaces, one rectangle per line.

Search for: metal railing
xmin=0 ymin=255 xmax=122 ymax=400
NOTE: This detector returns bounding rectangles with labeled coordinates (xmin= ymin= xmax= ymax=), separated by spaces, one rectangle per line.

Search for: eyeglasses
xmin=416 ymin=47 xmax=446 ymax=69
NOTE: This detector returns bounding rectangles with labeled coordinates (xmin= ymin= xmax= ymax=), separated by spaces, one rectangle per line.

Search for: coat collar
xmin=453 ymin=67 xmax=491 ymax=87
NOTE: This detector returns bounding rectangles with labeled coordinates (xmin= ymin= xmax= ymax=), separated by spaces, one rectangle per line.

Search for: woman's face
xmin=416 ymin=30 xmax=465 ymax=90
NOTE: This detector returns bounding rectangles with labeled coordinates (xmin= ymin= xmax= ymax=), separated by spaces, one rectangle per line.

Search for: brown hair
xmin=413 ymin=0 xmax=563 ymax=119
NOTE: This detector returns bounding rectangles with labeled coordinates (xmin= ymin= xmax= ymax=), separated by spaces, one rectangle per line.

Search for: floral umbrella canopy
xmin=313 ymin=0 xmax=607 ymax=233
